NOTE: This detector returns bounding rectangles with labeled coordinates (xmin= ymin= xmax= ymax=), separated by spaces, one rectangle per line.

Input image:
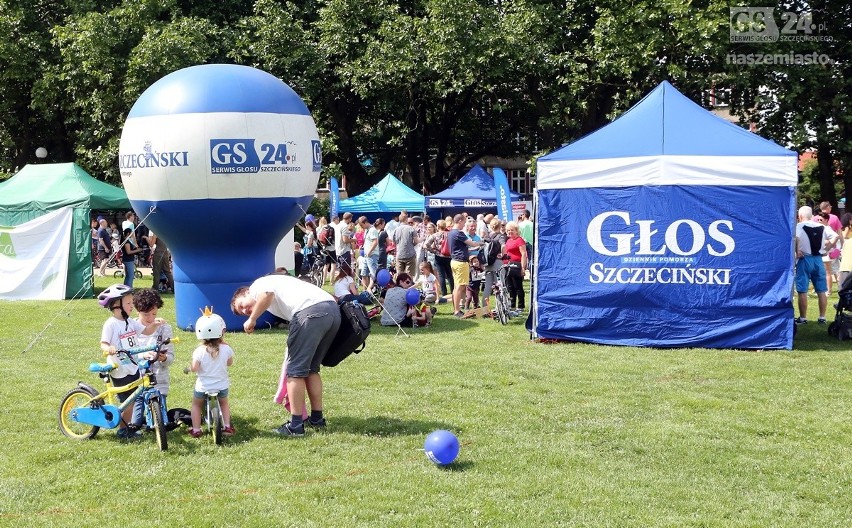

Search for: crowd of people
xmin=295 ymin=209 xmax=535 ymax=320
xmin=91 ymin=210 xmax=174 ymax=292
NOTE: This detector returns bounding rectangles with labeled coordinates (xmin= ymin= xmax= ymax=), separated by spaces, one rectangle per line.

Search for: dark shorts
xmin=285 ymin=301 xmax=341 ymax=378
xmin=111 ymin=372 xmax=141 ymax=403
xmin=324 ymin=250 xmax=337 ymax=265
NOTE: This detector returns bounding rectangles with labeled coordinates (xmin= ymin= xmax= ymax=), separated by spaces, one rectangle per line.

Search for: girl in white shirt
xmin=189 ymin=310 xmax=235 ymax=438
xmin=415 ymin=261 xmax=438 ymax=304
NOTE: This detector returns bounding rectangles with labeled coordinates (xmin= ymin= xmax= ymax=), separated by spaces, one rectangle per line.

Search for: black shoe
xmin=274 ymin=421 xmax=305 ymax=437
xmin=306 ymin=417 xmax=327 ymax=428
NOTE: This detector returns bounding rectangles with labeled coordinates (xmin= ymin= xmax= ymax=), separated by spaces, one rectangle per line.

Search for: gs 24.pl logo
xmin=210 ymin=139 xmax=315 ymax=174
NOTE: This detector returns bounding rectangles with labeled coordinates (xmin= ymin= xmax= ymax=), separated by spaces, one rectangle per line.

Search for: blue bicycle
xmin=59 ymin=338 xmax=178 ymax=451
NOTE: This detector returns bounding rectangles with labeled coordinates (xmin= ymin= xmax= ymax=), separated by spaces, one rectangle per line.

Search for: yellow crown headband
xmin=200 ymin=306 xmax=214 ymax=317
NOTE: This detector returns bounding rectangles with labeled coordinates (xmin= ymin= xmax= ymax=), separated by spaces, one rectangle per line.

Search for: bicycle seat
xmin=89 ymin=362 xmax=115 ymax=373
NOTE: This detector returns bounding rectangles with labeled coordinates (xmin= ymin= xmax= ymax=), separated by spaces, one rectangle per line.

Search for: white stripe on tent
xmin=537 ymin=155 xmax=797 ymax=189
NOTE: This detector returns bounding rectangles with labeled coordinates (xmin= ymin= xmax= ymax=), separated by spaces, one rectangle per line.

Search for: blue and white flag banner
xmin=493 ymin=168 xmax=513 ymax=222
xmin=329 ymin=177 xmax=340 ymax=219
xmin=534 ymin=185 xmax=795 ymax=349
xmin=0 ymin=206 xmax=72 ymax=300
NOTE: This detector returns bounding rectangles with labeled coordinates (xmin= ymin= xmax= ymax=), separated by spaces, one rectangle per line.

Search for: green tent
xmin=0 ymin=163 xmax=130 ymax=299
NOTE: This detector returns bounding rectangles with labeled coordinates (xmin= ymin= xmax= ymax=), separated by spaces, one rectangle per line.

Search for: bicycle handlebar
xmin=102 ymin=337 xmax=179 ymax=357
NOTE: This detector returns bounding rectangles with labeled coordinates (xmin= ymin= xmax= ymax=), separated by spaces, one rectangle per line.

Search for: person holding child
xmin=98 ymin=284 xmax=165 ymax=440
xmin=188 ymin=309 xmax=235 ymax=438
xmin=380 ymin=273 xmax=431 ymax=327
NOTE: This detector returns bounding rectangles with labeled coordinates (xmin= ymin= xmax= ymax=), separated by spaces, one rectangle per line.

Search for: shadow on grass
xmin=324 ymin=415 xmax=455 ymax=437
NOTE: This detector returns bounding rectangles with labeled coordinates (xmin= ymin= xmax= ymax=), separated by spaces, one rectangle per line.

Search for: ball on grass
xmin=424 ymin=430 xmax=459 ymax=465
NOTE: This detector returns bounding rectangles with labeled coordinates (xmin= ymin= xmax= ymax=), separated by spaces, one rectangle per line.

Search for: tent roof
xmin=427 ymin=164 xmax=522 ymax=205
xmin=540 ymin=81 xmax=795 ymax=160
xmin=338 ymin=174 xmax=425 ymax=212
xmin=0 ymin=163 xmax=130 ymax=211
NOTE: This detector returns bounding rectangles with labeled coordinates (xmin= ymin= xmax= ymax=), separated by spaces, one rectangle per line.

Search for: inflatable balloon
xmin=119 ymin=64 xmax=321 ymax=330
xmin=424 ymin=430 xmax=460 ymax=466
xmin=406 ymin=287 xmax=421 ymax=306
xmin=376 ymin=269 xmax=391 ymax=288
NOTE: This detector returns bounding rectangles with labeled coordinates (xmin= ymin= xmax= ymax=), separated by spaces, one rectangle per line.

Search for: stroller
xmin=828 ymin=274 xmax=852 ymax=340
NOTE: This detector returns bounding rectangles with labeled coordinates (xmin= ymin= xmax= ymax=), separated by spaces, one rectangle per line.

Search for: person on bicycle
xmin=188 ymin=310 xmax=235 ymax=438
xmin=98 ymin=284 xmax=165 ymax=440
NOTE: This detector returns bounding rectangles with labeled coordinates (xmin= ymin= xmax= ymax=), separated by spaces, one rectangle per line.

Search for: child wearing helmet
xmin=98 ymin=284 xmax=165 ymax=440
xmin=187 ymin=308 xmax=235 ymax=438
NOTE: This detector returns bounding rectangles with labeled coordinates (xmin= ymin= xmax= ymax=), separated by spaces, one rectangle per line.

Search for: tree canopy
xmin=0 ymin=0 xmax=848 ymax=204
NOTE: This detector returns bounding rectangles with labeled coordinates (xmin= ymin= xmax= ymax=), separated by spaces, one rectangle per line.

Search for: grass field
xmin=1 ymin=275 xmax=850 ymax=527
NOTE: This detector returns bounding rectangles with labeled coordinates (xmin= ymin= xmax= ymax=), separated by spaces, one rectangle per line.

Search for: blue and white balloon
xmin=119 ymin=64 xmax=321 ymax=330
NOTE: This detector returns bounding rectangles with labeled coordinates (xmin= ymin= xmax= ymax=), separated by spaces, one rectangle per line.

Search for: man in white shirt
xmin=334 ymin=212 xmax=354 ymax=274
xmin=795 ymin=206 xmax=839 ymax=325
xmin=231 ymin=274 xmax=341 ymax=437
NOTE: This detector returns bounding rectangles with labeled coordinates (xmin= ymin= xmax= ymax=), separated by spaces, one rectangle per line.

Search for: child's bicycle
xmin=183 ymin=368 xmax=226 ymax=445
xmin=58 ymin=338 xmax=178 ymax=451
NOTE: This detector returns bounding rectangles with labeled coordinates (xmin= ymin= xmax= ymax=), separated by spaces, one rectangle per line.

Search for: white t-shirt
xmin=795 ymin=221 xmax=837 ymax=256
xmin=416 ymin=273 xmax=437 ymax=296
xmin=249 ymin=274 xmax=335 ymax=321
xmin=334 ymin=221 xmax=351 ymax=255
xmin=192 ymin=343 xmax=234 ymax=392
xmin=135 ymin=323 xmax=174 ymax=395
xmin=364 ymin=227 xmax=380 ymax=256
xmin=333 ymin=275 xmax=355 ymax=298
xmin=100 ymin=317 xmax=146 ymax=378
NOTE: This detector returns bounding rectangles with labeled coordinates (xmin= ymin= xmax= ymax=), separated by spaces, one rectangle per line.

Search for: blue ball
xmin=424 ymin=430 xmax=459 ymax=465
xmin=406 ymin=287 xmax=421 ymax=306
xmin=377 ymin=269 xmax=392 ymax=287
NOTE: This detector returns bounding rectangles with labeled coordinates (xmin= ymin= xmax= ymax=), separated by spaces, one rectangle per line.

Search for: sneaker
xmin=274 ymin=421 xmax=305 ymax=437
xmin=818 ymin=317 xmax=827 ymax=325
xmin=306 ymin=417 xmax=327 ymax=429
xmin=223 ymin=425 xmax=236 ymax=436
xmin=454 ymin=311 xmax=464 ymax=318
xmin=188 ymin=428 xmax=203 ymax=438
xmin=430 ymin=307 xmax=438 ymax=315
xmin=794 ymin=317 xmax=808 ymax=324
xmin=116 ymin=428 xmax=142 ymax=440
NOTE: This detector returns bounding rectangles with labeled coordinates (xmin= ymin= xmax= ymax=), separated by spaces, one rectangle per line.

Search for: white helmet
xmin=98 ymin=284 xmax=132 ymax=308
xmin=195 ymin=307 xmax=226 ymax=339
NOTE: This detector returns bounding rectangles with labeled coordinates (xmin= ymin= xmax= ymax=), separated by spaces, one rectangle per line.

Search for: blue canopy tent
xmin=426 ymin=164 xmax=522 ymax=218
xmin=533 ymin=81 xmax=798 ymax=349
xmin=338 ymin=174 xmax=425 ymax=218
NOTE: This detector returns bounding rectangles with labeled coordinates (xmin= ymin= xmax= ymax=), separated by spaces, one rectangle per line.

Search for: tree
xmin=723 ymin=1 xmax=852 ymax=208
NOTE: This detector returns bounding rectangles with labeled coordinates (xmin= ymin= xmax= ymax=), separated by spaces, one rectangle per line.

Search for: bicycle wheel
xmin=148 ymin=398 xmax=168 ymax=451
xmin=58 ymin=387 xmax=101 ymax=440
xmin=113 ymin=270 xmax=124 ymax=278
xmin=496 ymin=291 xmax=509 ymax=325
xmin=134 ymin=269 xmax=143 ymax=279
xmin=210 ymin=400 xmax=223 ymax=445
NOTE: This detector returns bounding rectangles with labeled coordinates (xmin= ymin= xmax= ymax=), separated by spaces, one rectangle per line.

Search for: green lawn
xmin=0 ymin=276 xmax=850 ymax=527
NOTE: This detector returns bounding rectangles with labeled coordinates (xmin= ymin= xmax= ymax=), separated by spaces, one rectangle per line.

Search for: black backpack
xmin=322 ymin=301 xmax=371 ymax=367
xmin=480 ymin=233 xmax=503 ymax=266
